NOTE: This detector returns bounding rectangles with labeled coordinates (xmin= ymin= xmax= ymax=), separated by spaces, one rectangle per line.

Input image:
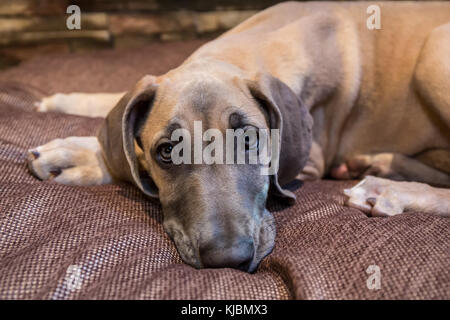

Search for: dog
xmin=27 ymin=1 xmax=450 ymax=272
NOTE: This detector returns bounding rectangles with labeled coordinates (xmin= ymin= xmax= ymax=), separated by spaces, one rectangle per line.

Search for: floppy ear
xmin=97 ymin=75 xmax=159 ymax=200
xmin=247 ymin=74 xmax=313 ymax=203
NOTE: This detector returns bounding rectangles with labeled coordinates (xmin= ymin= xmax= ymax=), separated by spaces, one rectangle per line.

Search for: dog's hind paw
xmin=344 ymin=176 xmax=412 ymax=217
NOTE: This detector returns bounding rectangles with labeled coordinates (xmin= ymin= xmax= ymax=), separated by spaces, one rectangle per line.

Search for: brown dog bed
xmin=0 ymin=40 xmax=448 ymax=299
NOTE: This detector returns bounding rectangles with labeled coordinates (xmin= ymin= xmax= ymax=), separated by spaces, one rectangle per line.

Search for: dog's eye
xmin=244 ymin=127 xmax=259 ymax=151
xmin=158 ymin=143 xmax=173 ymax=163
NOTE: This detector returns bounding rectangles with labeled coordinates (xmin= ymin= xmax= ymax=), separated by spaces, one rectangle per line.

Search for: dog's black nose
xmin=200 ymin=239 xmax=255 ymax=271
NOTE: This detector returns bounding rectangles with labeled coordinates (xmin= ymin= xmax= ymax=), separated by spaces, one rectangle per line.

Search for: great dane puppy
xmin=28 ymin=2 xmax=450 ymax=272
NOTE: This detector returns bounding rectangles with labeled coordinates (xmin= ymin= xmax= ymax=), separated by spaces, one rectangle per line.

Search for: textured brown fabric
xmin=0 ymin=41 xmax=449 ymax=300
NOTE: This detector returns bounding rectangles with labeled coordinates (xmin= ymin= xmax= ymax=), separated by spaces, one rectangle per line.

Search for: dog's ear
xmin=247 ymin=74 xmax=313 ymax=203
xmin=98 ymin=75 xmax=159 ymax=200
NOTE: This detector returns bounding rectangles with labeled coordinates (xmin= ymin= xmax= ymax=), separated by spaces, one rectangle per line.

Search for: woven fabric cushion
xmin=0 ymin=41 xmax=448 ymax=299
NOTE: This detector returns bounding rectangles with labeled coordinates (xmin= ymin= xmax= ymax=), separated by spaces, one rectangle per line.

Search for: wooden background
xmin=0 ymin=0 xmax=287 ymax=69
xmin=0 ymin=0 xmax=409 ymax=69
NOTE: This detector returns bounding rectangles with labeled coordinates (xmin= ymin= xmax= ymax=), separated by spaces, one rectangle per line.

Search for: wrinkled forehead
xmin=144 ymin=77 xmax=268 ymax=138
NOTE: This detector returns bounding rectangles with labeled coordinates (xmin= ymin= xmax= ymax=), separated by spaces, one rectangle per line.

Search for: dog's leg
xmin=340 ymin=25 xmax=450 ymax=216
xmin=344 ymin=176 xmax=449 ymax=217
xmin=333 ymin=153 xmax=450 ymax=187
xmin=27 ymin=136 xmax=112 ymax=186
xmin=414 ymin=23 xmax=450 ymax=128
xmin=296 ymin=141 xmax=325 ymax=181
xmin=35 ymin=92 xmax=125 ymax=118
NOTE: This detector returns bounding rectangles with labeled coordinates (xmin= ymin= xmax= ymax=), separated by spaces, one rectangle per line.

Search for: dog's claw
xmin=49 ymin=168 xmax=62 ymax=177
xmin=366 ymin=197 xmax=377 ymax=206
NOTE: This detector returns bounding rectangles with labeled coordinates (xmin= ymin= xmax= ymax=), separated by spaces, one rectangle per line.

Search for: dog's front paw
xmin=34 ymin=93 xmax=88 ymax=115
xmin=27 ymin=137 xmax=112 ymax=186
xmin=343 ymin=176 xmax=414 ymax=217
xmin=34 ymin=94 xmax=62 ymax=113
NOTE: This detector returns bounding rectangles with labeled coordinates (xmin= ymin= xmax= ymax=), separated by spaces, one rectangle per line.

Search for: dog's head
xmin=98 ymin=67 xmax=312 ymax=272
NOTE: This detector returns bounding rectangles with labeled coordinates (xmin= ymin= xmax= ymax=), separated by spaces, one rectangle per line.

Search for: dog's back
xmin=187 ymin=1 xmax=450 ymax=168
